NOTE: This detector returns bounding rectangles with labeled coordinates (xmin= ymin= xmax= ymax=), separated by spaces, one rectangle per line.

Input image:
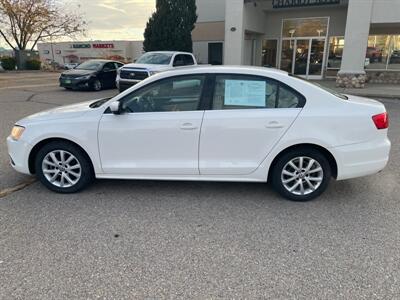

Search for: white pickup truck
xmin=116 ymin=51 xmax=197 ymax=92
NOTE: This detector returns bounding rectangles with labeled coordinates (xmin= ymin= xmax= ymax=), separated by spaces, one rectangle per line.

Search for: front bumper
xmin=117 ymin=79 xmax=141 ymax=92
xmin=59 ymin=78 xmax=91 ymax=90
xmin=7 ymin=136 xmax=32 ymax=175
xmin=332 ymin=137 xmax=391 ymax=180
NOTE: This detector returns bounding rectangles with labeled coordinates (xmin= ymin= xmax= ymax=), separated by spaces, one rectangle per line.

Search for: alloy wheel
xmin=281 ymin=156 xmax=324 ymax=196
xmin=41 ymin=150 xmax=82 ymax=188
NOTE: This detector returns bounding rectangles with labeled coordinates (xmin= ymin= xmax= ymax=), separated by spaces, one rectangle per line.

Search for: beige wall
xmin=192 ymin=22 xmax=225 ymax=42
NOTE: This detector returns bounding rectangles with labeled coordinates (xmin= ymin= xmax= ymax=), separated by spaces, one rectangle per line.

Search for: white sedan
xmin=7 ymin=66 xmax=391 ymax=201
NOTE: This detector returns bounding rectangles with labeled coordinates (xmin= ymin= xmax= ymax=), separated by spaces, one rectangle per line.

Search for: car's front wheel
xmin=35 ymin=141 xmax=94 ymax=193
xmin=92 ymin=79 xmax=102 ymax=91
xmin=271 ymin=148 xmax=331 ymax=201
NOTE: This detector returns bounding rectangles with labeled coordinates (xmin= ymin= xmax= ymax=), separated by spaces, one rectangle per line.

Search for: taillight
xmin=372 ymin=112 xmax=389 ymax=130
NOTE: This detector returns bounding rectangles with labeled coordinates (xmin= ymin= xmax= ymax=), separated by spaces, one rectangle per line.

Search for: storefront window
xmin=365 ymin=35 xmax=400 ymax=70
xmin=388 ymin=35 xmax=400 ymax=70
xmin=282 ymin=18 xmax=328 ymax=38
xmin=327 ymin=36 xmax=344 ymax=70
xmin=262 ymin=40 xmax=277 ymax=67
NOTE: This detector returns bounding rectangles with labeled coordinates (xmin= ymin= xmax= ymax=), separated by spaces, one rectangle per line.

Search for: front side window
xmin=76 ymin=60 xmax=103 ymax=70
xmin=120 ymin=75 xmax=205 ymax=113
xmin=212 ymin=75 xmax=304 ymax=110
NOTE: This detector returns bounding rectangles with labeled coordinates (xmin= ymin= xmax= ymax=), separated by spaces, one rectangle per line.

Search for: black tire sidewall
xmin=92 ymin=79 xmax=102 ymax=91
xmin=35 ymin=141 xmax=94 ymax=193
xmin=272 ymin=148 xmax=331 ymax=202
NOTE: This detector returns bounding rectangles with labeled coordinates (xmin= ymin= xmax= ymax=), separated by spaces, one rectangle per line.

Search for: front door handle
xmin=265 ymin=121 xmax=284 ymax=129
xmin=180 ymin=123 xmax=198 ymax=130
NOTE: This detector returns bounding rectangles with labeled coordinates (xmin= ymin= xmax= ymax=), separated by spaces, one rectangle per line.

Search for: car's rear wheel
xmin=35 ymin=141 xmax=94 ymax=193
xmin=92 ymin=79 xmax=102 ymax=91
xmin=271 ymin=148 xmax=331 ymax=201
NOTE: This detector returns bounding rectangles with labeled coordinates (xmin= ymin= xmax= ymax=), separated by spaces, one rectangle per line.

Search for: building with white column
xmin=192 ymin=0 xmax=400 ymax=87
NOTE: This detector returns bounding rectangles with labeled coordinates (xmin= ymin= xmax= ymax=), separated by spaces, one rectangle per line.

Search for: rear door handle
xmin=265 ymin=121 xmax=284 ymax=129
xmin=180 ymin=123 xmax=198 ymax=130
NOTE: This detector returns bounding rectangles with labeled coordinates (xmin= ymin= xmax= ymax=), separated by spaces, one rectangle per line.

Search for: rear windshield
xmin=290 ymin=74 xmax=348 ymax=100
xmin=136 ymin=53 xmax=173 ymax=65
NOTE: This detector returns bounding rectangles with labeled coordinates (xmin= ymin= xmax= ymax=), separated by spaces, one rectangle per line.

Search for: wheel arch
xmin=267 ymin=143 xmax=338 ymax=181
xmin=28 ymin=137 xmax=95 ymax=174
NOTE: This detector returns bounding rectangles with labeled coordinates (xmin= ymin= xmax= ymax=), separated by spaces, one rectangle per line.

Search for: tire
xmin=271 ymin=147 xmax=331 ymax=201
xmin=92 ymin=79 xmax=102 ymax=91
xmin=35 ymin=141 xmax=94 ymax=193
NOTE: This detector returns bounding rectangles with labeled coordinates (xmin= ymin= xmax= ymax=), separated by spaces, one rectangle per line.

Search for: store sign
xmin=272 ymin=0 xmax=340 ymax=9
xmin=72 ymin=44 xmax=91 ymax=49
xmin=93 ymin=43 xmax=114 ymax=49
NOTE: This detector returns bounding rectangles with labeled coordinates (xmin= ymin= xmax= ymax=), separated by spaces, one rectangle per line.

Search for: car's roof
xmin=160 ymin=65 xmax=289 ymax=76
xmin=145 ymin=51 xmax=193 ymax=55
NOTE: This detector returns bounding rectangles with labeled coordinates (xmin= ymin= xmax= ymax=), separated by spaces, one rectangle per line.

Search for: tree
xmin=0 ymin=0 xmax=86 ymax=51
xmin=143 ymin=0 xmax=197 ymax=53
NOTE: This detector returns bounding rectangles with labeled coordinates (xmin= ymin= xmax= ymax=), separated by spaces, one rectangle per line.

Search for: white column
xmin=337 ymin=0 xmax=373 ymax=88
xmin=224 ymin=0 xmax=245 ymax=65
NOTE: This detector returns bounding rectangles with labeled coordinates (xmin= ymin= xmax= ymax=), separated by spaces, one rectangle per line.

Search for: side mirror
xmin=109 ymin=101 xmax=121 ymax=114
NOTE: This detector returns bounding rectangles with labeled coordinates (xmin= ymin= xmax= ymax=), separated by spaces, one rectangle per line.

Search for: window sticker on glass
xmin=224 ymin=80 xmax=266 ymax=107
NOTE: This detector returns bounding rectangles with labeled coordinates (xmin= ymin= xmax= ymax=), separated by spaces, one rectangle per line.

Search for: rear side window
xmin=183 ymin=55 xmax=195 ymax=65
xmin=212 ymin=75 xmax=304 ymax=110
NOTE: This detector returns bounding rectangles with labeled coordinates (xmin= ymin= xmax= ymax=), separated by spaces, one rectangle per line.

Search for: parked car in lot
xmin=8 ymin=66 xmax=390 ymax=201
xmin=59 ymin=59 xmax=124 ymax=91
xmin=116 ymin=51 xmax=197 ymax=92
xmin=63 ymin=62 xmax=79 ymax=70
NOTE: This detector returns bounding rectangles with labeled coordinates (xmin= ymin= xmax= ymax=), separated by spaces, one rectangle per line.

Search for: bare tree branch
xmin=0 ymin=0 xmax=86 ymax=50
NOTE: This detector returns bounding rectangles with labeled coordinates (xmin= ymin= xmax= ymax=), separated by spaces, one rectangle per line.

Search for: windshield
xmin=290 ymin=74 xmax=348 ymax=100
xmin=76 ymin=61 xmax=103 ymax=71
xmin=136 ymin=53 xmax=173 ymax=65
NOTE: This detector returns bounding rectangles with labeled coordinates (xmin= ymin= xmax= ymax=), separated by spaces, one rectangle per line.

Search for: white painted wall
xmin=371 ymin=0 xmax=400 ymax=24
xmin=224 ymin=0 xmax=245 ymax=64
xmin=339 ymin=0 xmax=374 ymax=74
xmin=38 ymin=41 xmax=143 ymax=66
xmin=196 ymin=0 xmax=225 ymax=22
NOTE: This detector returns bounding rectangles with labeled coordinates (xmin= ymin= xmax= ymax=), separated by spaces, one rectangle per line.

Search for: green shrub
xmin=26 ymin=59 xmax=41 ymax=70
xmin=0 ymin=57 xmax=16 ymax=70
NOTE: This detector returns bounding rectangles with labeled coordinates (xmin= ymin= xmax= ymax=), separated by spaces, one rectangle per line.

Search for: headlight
xmin=10 ymin=125 xmax=25 ymax=141
xmin=76 ymin=75 xmax=91 ymax=80
xmin=149 ymin=71 xmax=159 ymax=76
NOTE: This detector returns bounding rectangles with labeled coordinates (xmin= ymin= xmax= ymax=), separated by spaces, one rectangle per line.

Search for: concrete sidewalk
xmin=315 ymin=79 xmax=400 ymax=99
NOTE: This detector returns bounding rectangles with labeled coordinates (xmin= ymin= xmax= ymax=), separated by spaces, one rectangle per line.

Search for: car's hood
xmin=122 ymin=63 xmax=171 ymax=72
xmin=61 ymin=69 xmax=97 ymax=76
xmin=17 ymin=100 xmax=96 ymax=125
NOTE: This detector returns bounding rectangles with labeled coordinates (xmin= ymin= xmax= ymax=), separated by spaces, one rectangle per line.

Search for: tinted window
xmin=76 ymin=60 xmax=103 ymax=70
xmin=212 ymin=75 xmax=304 ymax=110
xmin=103 ymin=62 xmax=116 ymax=71
xmin=120 ymin=75 xmax=205 ymax=113
xmin=183 ymin=55 xmax=194 ymax=65
xmin=173 ymin=55 xmax=185 ymax=66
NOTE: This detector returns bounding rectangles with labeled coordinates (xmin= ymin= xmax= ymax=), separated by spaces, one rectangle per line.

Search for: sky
xmin=0 ymin=0 xmax=156 ymax=48
xmin=73 ymin=0 xmax=156 ymax=41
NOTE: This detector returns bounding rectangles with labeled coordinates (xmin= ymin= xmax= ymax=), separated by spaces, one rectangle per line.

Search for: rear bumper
xmin=332 ymin=137 xmax=391 ymax=180
xmin=7 ymin=136 xmax=32 ymax=175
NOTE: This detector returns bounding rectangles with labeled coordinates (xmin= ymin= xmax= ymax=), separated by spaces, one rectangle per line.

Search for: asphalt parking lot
xmin=0 ymin=72 xmax=399 ymax=299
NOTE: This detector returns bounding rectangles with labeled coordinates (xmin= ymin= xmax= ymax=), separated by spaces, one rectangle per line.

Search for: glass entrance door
xmin=294 ymin=39 xmax=309 ymax=76
xmin=280 ymin=38 xmax=326 ymax=79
